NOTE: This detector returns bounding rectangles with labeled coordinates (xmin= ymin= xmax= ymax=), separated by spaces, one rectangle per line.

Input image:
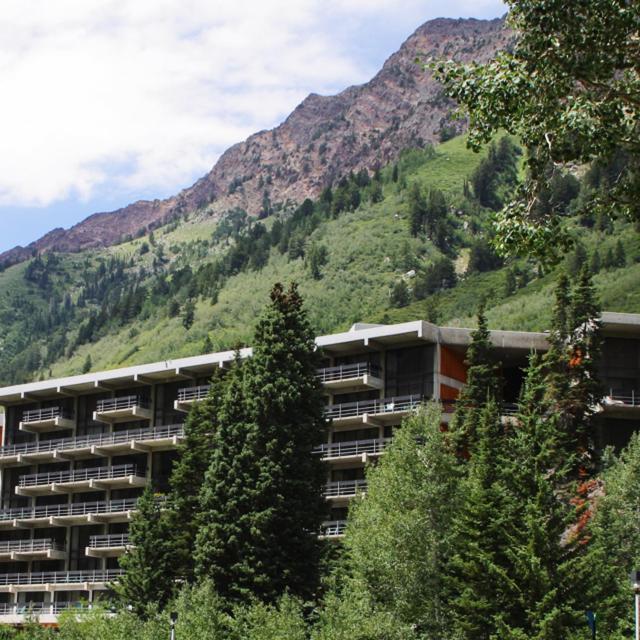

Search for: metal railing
xmin=88 ymin=534 xmax=130 ymax=549
xmin=313 ymin=437 xmax=391 ymax=458
xmin=0 ymin=538 xmax=64 ymax=554
xmin=21 ymin=407 xmax=71 ymax=424
xmin=0 ymin=498 xmax=138 ymax=522
xmin=0 ymin=569 xmax=123 ymax=586
xmin=0 ymin=601 xmax=90 ymax=615
xmin=325 ymin=395 xmax=422 ymax=421
xmin=605 ymin=390 xmax=640 ymax=407
xmin=0 ymin=424 xmax=184 ymax=459
xmin=95 ymin=396 xmax=149 ymax=413
xmin=324 ymin=479 xmax=367 ymax=498
xmin=321 ymin=520 xmax=347 ymax=536
xmin=177 ymin=385 xmax=210 ymax=402
xmin=316 ymin=363 xmax=381 ymax=384
xmin=18 ymin=464 xmax=141 ymax=488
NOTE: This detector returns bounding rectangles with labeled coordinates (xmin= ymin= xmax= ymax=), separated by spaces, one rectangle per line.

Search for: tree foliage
xmin=434 ymin=0 xmax=640 ymax=261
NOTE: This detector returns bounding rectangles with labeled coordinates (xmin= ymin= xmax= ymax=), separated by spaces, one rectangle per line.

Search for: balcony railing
xmin=321 ymin=520 xmax=347 ymax=537
xmin=0 ymin=539 xmax=64 ymax=554
xmin=325 ymin=395 xmax=422 ymax=421
xmin=0 ymin=424 xmax=184 ymax=459
xmin=313 ymin=437 xmax=391 ymax=459
xmin=316 ymin=363 xmax=381 ymax=384
xmin=21 ymin=407 xmax=71 ymax=424
xmin=324 ymin=479 xmax=367 ymax=498
xmin=604 ymin=390 xmax=640 ymax=407
xmin=0 ymin=601 xmax=89 ymax=615
xmin=0 ymin=569 xmax=123 ymax=587
xmin=88 ymin=534 xmax=130 ymax=549
xmin=18 ymin=464 xmax=142 ymax=488
xmin=177 ymin=385 xmax=210 ymax=403
xmin=0 ymin=498 xmax=138 ymax=523
xmin=96 ymin=396 xmax=149 ymax=413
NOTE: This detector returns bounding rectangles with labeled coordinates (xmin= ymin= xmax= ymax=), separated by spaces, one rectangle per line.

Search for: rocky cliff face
xmin=1 ymin=16 xmax=508 ymax=266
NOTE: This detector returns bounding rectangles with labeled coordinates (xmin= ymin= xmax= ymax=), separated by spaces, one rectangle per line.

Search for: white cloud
xmin=0 ymin=0 xmax=504 ymax=208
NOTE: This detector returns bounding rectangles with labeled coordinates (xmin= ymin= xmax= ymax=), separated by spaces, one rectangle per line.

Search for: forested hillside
xmin=0 ymin=134 xmax=638 ymax=385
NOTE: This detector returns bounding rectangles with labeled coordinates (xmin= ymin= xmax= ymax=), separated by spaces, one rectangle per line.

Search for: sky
xmin=0 ymin=0 xmax=506 ymax=253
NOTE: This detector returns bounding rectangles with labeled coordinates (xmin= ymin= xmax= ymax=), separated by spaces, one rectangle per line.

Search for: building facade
xmin=0 ymin=314 xmax=637 ymax=624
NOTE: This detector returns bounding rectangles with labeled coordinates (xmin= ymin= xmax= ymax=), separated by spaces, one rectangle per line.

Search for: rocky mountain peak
xmin=0 ymin=16 xmax=508 ymax=267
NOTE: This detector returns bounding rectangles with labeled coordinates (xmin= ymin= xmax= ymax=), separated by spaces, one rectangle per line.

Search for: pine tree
xmin=182 ymin=299 xmax=196 ymax=330
xmin=494 ymin=357 xmax=587 ymax=638
xmin=450 ymin=401 xmax=513 ymax=638
xmin=614 ymin=239 xmax=626 ymax=267
xmin=167 ymin=370 xmax=226 ymax=582
xmin=544 ymin=269 xmax=601 ymax=470
xmin=407 ymin=182 xmax=425 ymax=237
xmin=452 ymin=305 xmax=502 ymax=453
xmin=504 ymin=267 xmax=517 ymax=296
xmin=116 ymin=487 xmax=176 ymax=615
xmin=195 ymin=283 xmax=327 ymax=604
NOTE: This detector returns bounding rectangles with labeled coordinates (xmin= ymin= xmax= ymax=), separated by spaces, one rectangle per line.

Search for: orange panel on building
xmin=440 ymin=384 xmax=460 ymax=402
xmin=440 ymin=345 xmax=467 ymax=383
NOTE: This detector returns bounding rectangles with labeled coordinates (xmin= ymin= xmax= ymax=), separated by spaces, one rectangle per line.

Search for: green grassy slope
xmin=1 ymin=134 xmax=638 ymax=383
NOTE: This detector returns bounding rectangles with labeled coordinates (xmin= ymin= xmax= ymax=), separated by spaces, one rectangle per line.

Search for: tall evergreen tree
xmin=494 ymin=357 xmax=587 ymax=639
xmin=195 ymin=283 xmax=327 ymax=604
xmin=452 ymin=305 xmax=502 ymax=453
xmin=450 ymin=401 xmax=513 ymax=638
xmin=544 ymin=268 xmax=601 ymax=468
xmin=167 ymin=370 xmax=226 ymax=581
xmin=116 ymin=487 xmax=176 ymax=616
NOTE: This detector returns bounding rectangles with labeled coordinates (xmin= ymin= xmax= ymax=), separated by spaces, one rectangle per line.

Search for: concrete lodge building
xmin=0 ymin=313 xmax=638 ymax=624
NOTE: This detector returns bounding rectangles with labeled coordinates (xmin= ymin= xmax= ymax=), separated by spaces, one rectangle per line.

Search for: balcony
xmin=93 ymin=396 xmax=151 ymax=424
xmin=0 ymin=569 xmax=123 ymax=593
xmin=0 ymin=539 xmax=65 ymax=562
xmin=0 ymin=498 xmax=138 ymax=529
xmin=19 ymin=407 xmax=74 ymax=434
xmin=601 ymin=390 xmax=640 ymax=416
xmin=313 ymin=437 xmax=391 ymax=462
xmin=316 ymin=363 xmax=383 ymax=391
xmin=174 ymin=385 xmax=210 ymax=412
xmin=86 ymin=534 xmax=130 ymax=558
xmin=16 ymin=464 xmax=147 ymax=497
xmin=324 ymin=479 xmax=367 ymax=500
xmin=0 ymin=424 xmax=185 ymax=467
xmin=326 ymin=395 xmax=422 ymax=427
xmin=320 ymin=520 xmax=347 ymax=539
xmin=0 ymin=601 xmax=89 ymax=624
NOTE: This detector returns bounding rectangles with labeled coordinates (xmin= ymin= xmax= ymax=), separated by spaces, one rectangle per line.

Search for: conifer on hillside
xmin=116 ymin=487 xmax=176 ymax=616
xmin=452 ymin=305 xmax=502 ymax=453
xmin=195 ymin=283 xmax=327 ymax=604
xmin=167 ymin=369 xmax=227 ymax=581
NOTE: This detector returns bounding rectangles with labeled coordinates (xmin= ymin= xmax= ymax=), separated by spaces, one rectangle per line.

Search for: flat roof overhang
xmin=601 ymin=312 xmax=640 ymax=337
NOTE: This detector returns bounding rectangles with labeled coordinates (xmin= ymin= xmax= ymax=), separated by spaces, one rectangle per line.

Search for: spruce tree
xmin=450 ymin=401 xmax=513 ymax=638
xmin=544 ymin=269 xmax=602 ymax=468
xmin=495 ymin=356 xmax=587 ymax=638
xmin=116 ymin=487 xmax=176 ymax=615
xmin=452 ymin=305 xmax=502 ymax=453
xmin=167 ymin=370 xmax=226 ymax=581
xmin=195 ymin=283 xmax=327 ymax=604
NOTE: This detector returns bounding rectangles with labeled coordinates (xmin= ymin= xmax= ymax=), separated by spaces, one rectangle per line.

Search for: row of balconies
xmin=15 ymin=464 xmax=146 ymax=497
xmin=0 ymin=497 xmax=137 ymax=529
xmin=0 ymin=393 xmax=419 ymax=467
xmin=0 ymin=601 xmax=89 ymax=616
xmin=0 ymin=569 xmax=123 ymax=592
xmin=15 ymin=363 xmax=385 ymax=433
xmin=0 ymin=424 xmax=184 ymax=467
xmin=0 ymin=534 xmax=128 ymax=562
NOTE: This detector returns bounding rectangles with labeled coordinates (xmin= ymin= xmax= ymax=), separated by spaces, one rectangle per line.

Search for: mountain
xmin=0 ymin=17 xmax=509 ymax=267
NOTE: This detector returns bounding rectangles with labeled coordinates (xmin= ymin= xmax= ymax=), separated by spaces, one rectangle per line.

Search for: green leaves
xmin=434 ymin=0 xmax=640 ymax=260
